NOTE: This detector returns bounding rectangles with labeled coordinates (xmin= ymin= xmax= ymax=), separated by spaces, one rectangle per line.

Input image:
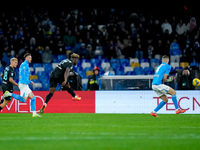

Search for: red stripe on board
xmin=0 ymin=91 xmax=95 ymax=113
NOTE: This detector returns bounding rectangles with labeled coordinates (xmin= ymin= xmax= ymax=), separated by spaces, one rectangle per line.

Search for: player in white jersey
xmin=151 ymin=55 xmax=186 ymax=117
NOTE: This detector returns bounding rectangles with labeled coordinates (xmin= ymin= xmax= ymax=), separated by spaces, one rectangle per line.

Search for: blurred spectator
xmin=161 ymin=18 xmax=173 ymax=34
xmin=79 ymin=43 xmax=87 ymax=59
xmin=1 ymin=50 xmax=14 ymax=67
xmin=176 ymin=18 xmax=187 ymax=36
xmin=176 ymin=66 xmax=194 ymax=90
xmin=31 ymin=47 xmax=42 ymax=63
xmin=41 ymin=46 xmax=54 ymax=63
xmin=147 ymin=44 xmax=154 ymax=60
xmin=181 ymin=44 xmax=192 ymax=62
xmin=135 ymin=43 xmax=144 ymax=60
xmin=87 ymin=66 xmax=101 ymax=91
xmin=104 ymin=44 xmax=117 ymax=60
xmin=186 ymin=17 xmax=197 ymax=34
xmin=123 ymin=41 xmax=135 ymax=59
xmin=169 ymin=38 xmax=182 ymax=56
xmin=85 ymin=44 xmax=95 ymax=59
xmin=63 ymin=29 xmax=77 ymax=48
xmin=154 ymin=39 xmax=165 ymax=56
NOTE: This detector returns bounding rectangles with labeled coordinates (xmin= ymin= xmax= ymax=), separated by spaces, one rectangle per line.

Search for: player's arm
xmin=62 ymin=68 xmax=70 ymax=86
xmin=0 ymin=73 xmax=3 ymax=78
xmin=9 ymin=77 xmax=19 ymax=86
xmin=163 ymin=74 xmax=173 ymax=83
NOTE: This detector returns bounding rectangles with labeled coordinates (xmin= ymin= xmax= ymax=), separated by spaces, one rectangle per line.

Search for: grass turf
xmin=0 ymin=113 xmax=199 ymax=150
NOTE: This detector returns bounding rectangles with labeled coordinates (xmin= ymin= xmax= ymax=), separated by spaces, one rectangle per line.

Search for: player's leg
xmin=167 ymin=87 xmax=186 ymax=114
xmin=64 ymin=82 xmax=81 ymax=101
xmin=0 ymin=86 xmax=12 ymax=110
xmin=40 ymin=78 xmax=56 ymax=114
xmin=151 ymin=85 xmax=168 ymax=117
xmin=151 ymin=94 xmax=168 ymax=117
xmin=3 ymin=91 xmax=26 ymax=103
xmin=0 ymin=99 xmax=11 ymax=110
xmin=28 ymin=92 xmax=36 ymax=115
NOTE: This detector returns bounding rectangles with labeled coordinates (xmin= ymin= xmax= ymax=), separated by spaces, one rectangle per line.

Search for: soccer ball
xmin=192 ymin=78 xmax=200 ymax=87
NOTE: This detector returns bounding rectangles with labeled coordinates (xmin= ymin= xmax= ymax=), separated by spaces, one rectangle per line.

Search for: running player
xmin=40 ymin=53 xmax=81 ymax=114
xmin=0 ymin=58 xmax=26 ymax=111
xmin=18 ymin=53 xmax=41 ymax=117
xmin=151 ymin=55 xmax=186 ymax=117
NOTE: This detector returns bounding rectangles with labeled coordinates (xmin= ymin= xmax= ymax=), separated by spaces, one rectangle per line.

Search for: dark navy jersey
xmin=51 ymin=59 xmax=73 ymax=80
xmin=2 ymin=66 xmax=15 ymax=88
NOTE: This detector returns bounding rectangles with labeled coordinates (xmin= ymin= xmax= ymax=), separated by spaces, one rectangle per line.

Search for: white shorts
xmin=152 ymin=84 xmax=170 ymax=97
xmin=19 ymin=84 xmax=32 ymax=97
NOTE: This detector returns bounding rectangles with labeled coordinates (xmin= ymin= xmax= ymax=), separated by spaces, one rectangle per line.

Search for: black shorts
xmin=2 ymin=84 xmax=13 ymax=101
xmin=49 ymin=73 xmax=69 ymax=88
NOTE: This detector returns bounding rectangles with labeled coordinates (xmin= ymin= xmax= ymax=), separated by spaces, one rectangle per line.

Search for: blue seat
xmin=90 ymin=58 xmax=100 ymax=65
xmin=57 ymin=54 xmax=66 ymax=61
xmin=125 ymin=71 xmax=136 ymax=75
xmin=96 ymin=55 xmax=105 ymax=60
xmin=32 ymin=63 xmax=42 ymax=69
xmin=174 ymin=66 xmax=183 ymax=71
xmin=150 ymin=58 xmax=160 ymax=64
xmin=31 ymin=79 xmax=41 ymax=83
xmin=139 ymin=58 xmax=149 ymax=63
xmin=77 ymin=70 xmax=87 ymax=79
xmin=42 ymin=82 xmax=49 ymax=91
xmin=110 ymin=58 xmax=120 ymax=64
xmin=100 ymin=58 xmax=109 ymax=63
xmin=190 ymin=62 xmax=199 ymax=68
xmin=134 ymin=67 xmax=145 ymax=75
xmin=53 ymin=55 xmax=59 ymax=63
xmin=73 ymin=66 xmax=84 ymax=72
xmin=43 ymin=63 xmax=53 ymax=73
xmin=36 ymin=71 xmax=48 ymax=82
xmin=120 ymin=58 xmax=130 ymax=67
xmin=80 ymin=58 xmax=89 ymax=63
xmin=82 ymin=83 xmax=88 ymax=91
xmin=115 ymin=69 xmax=125 ymax=75
xmin=143 ymin=66 xmax=154 ymax=75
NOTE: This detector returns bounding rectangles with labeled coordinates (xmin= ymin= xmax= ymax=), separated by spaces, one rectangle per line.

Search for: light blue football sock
xmin=30 ymin=97 xmax=36 ymax=111
xmin=11 ymin=93 xmax=26 ymax=103
xmin=172 ymin=95 xmax=179 ymax=109
xmin=154 ymin=101 xmax=166 ymax=112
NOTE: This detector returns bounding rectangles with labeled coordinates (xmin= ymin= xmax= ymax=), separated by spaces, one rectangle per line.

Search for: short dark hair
xmin=24 ymin=53 xmax=31 ymax=59
xmin=162 ymin=55 xmax=169 ymax=59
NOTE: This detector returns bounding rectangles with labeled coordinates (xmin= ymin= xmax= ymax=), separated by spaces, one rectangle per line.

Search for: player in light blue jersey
xmin=18 ymin=53 xmax=41 ymax=117
xmin=151 ymin=55 xmax=186 ymax=117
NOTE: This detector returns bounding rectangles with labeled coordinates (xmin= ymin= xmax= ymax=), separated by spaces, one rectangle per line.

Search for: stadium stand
xmin=0 ymin=7 xmax=199 ymax=91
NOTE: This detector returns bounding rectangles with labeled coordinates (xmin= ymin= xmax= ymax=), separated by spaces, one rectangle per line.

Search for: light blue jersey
xmin=18 ymin=60 xmax=31 ymax=85
xmin=152 ymin=62 xmax=171 ymax=85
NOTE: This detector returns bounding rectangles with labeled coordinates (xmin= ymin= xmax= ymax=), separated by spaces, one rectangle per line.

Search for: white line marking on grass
xmin=1 ymin=134 xmax=200 ymax=141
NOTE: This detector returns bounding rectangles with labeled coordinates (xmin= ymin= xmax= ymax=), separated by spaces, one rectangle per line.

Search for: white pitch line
xmin=1 ymin=134 xmax=200 ymax=141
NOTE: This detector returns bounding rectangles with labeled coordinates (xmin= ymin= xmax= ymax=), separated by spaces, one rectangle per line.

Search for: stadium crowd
xmin=0 ymin=7 xmax=200 ymax=67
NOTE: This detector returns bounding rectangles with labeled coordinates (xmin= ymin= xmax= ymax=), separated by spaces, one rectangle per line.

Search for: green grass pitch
xmin=0 ymin=113 xmax=199 ymax=150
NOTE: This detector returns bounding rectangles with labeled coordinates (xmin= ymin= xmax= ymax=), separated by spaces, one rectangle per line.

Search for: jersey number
xmin=155 ymin=64 xmax=163 ymax=73
xmin=3 ymin=69 xmax=9 ymax=80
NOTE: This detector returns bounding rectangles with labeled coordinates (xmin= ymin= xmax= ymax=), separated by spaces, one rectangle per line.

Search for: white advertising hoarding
xmin=95 ymin=90 xmax=200 ymax=114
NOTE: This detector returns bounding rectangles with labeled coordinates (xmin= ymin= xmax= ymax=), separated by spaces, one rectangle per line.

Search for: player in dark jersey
xmin=40 ymin=53 xmax=81 ymax=114
xmin=0 ymin=58 xmax=26 ymax=111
